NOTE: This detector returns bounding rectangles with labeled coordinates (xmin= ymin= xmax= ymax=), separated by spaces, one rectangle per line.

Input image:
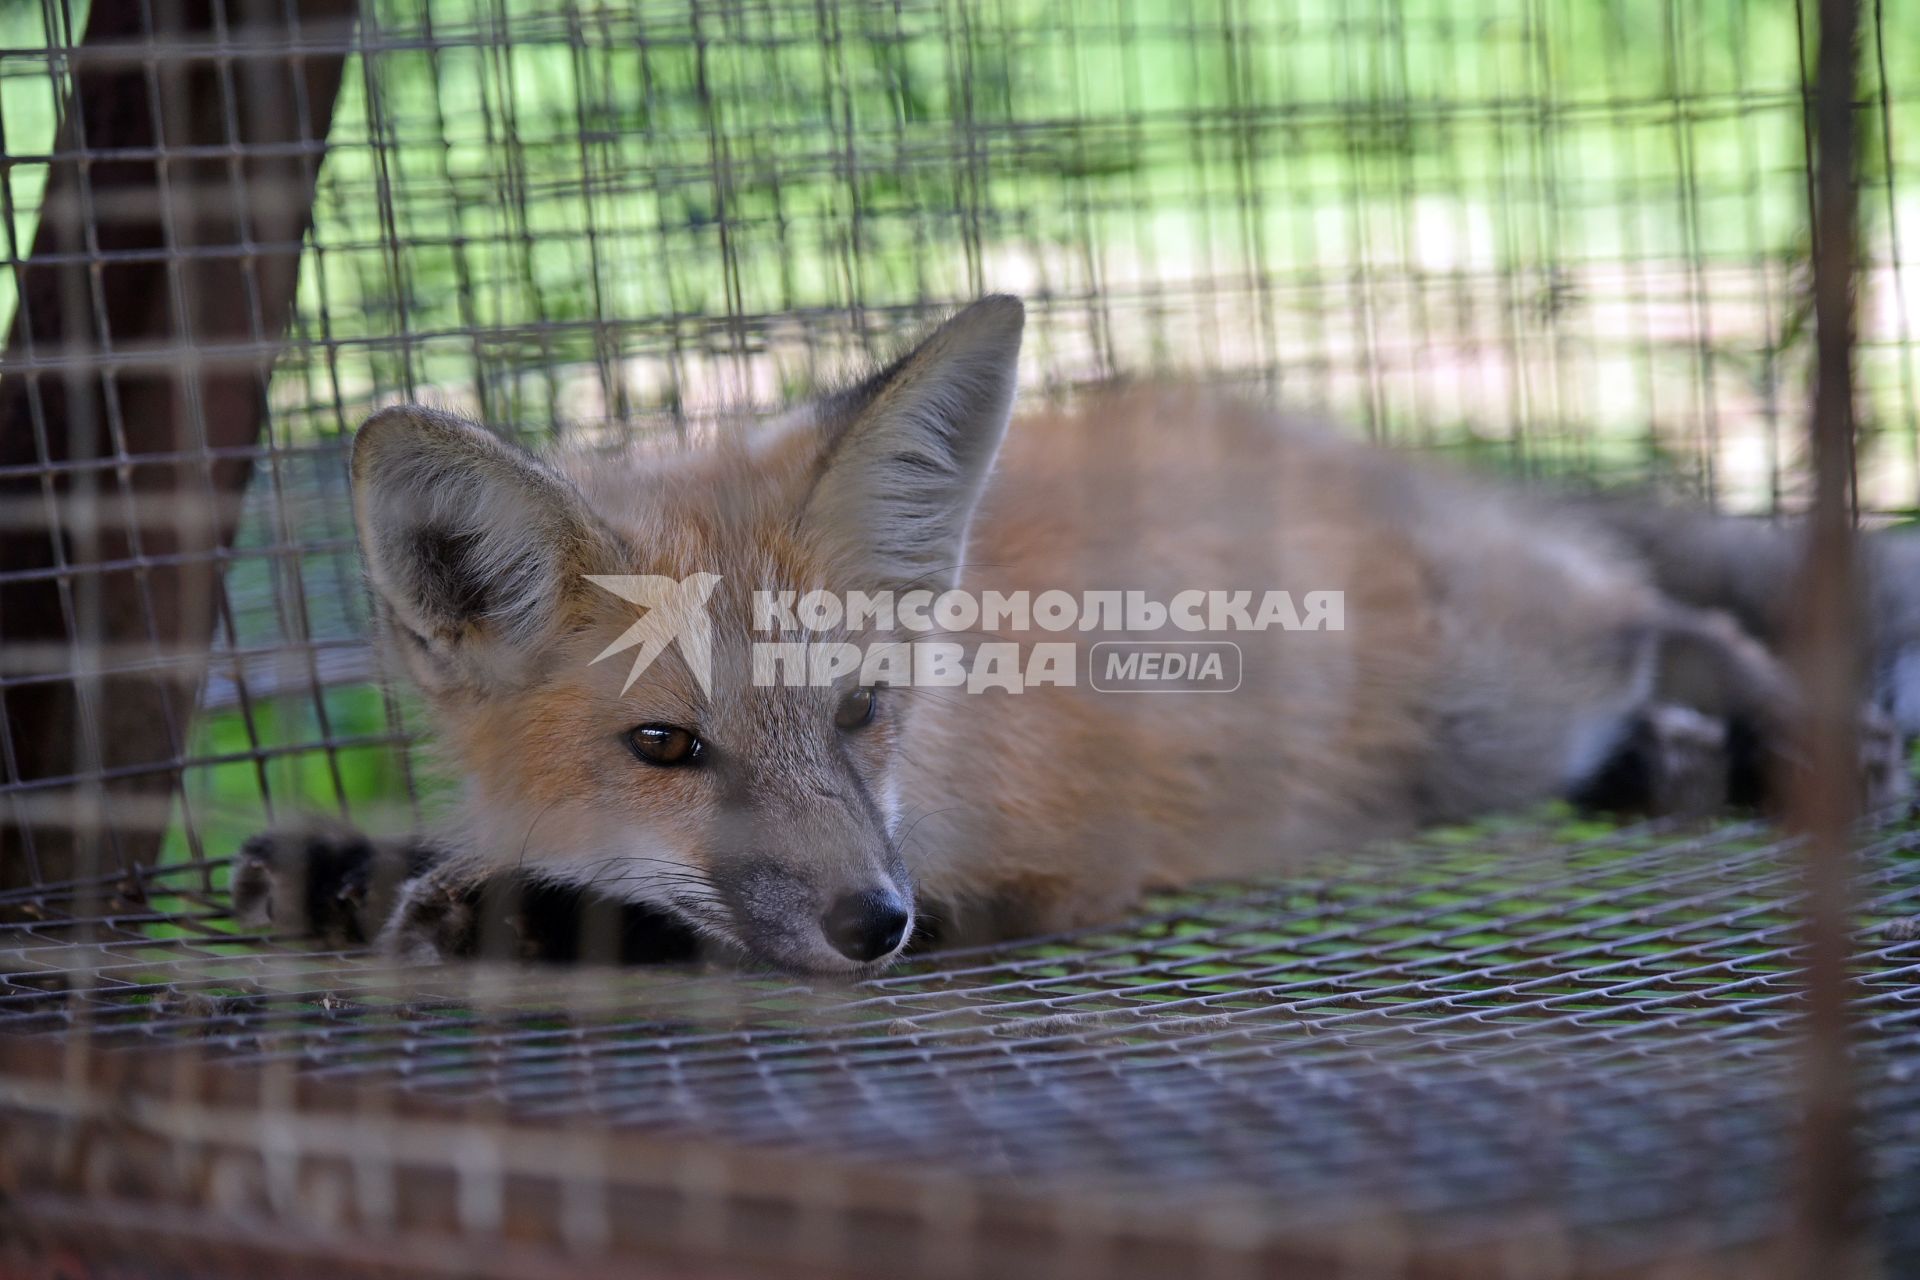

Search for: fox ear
xmin=351 ymin=405 xmax=608 ymax=692
xmin=802 ymin=295 xmax=1024 ymax=589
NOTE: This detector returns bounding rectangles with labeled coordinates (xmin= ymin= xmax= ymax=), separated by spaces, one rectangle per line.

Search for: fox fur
xmin=235 ymin=295 xmax=1915 ymax=974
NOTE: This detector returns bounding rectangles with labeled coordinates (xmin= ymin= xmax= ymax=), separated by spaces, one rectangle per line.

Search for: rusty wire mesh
xmin=1 ymin=0 xmax=1918 ymax=1275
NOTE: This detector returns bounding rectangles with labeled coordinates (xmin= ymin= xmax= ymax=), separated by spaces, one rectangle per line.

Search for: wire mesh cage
xmin=1 ymin=0 xmax=1917 ymax=1275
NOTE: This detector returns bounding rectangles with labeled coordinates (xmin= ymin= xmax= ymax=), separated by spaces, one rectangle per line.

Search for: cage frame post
xmin=1793 ymin=0 xmax=1868 ymax=1273
xmin=0 ymin=0 xmax=359 ymax=889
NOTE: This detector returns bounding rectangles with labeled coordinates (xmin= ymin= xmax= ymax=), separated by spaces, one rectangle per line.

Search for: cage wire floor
xmin=4 ymin=807 xmax=1920 ymax=1276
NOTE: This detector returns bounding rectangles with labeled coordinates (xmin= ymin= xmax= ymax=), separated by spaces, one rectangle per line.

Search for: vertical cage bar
xmin=1793 ymin=0 xmax=1866 ymax=1273
xmin=0 ymin=0 xmax=359 ymax=889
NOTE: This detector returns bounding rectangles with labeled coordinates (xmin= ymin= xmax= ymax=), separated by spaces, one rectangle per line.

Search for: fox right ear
xmin=351 ymin=405 xmax=609 ymax=692
xmin=800 ymin=295 xmax=1024 ymax=590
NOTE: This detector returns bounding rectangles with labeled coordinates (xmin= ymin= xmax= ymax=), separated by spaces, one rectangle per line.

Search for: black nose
xmin=822 ymin=890 xmax=911 ymax=963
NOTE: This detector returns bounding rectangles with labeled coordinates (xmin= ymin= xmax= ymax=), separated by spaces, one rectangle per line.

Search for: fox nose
xmin=822 ymin=889 xmax=911 ymax=963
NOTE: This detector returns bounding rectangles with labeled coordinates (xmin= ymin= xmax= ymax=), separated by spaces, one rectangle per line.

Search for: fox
xmin=236 ymin=294 xmax=1917 ymax=974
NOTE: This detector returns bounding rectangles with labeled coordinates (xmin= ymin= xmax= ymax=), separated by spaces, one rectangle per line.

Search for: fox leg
xmin=233 ymin=824 xmax=455 ymax=950
xmin=1574 ymin=605 xmax=1910 ymax=815
xmin=1570 ymin=702 xmax=1731 ymax=816
xmin=233 ymin=825 xmax=701 ymax=964
xmin=1651 ymin=606 xmax=1797 ymax=730
xmin=376 ymin=866 xmax=701 ymax=965
xmin=1662 ymin=604 xmax=1911 ymax=812
xmin=234 ymin=823 xmax=493 ymax=960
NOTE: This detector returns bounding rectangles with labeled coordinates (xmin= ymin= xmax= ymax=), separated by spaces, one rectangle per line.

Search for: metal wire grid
xmin=0 ymin=0 xmax=1912 ymax=1273
xmin=262 ymin=0 xmax=1914 ymax=470
xmin=5 ymin=813 xmax=1920 ymax=1271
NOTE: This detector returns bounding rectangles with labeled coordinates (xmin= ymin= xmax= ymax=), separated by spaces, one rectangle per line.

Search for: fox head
xmin=350 ymin=296 xmax=1024 ymax=972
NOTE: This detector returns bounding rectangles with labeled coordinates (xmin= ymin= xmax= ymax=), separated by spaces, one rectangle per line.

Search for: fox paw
xmin=375 ymin=870 xmax=480 ymax=962
xmin=1574 ymin=703 xmax=1730 ymax=817
xmin=232 ymin=825 xmax=382 ymax=946
xmin=1641 ymin=704 xmax=1732 ymax=816
xmin=233 ymin=825 xmax=458 ymax=955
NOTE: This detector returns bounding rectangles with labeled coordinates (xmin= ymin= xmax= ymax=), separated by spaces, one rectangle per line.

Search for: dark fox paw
xmin=377 ymin=869 xmax=482 ymax=962
xmin=232 ymin=825 xmax=383 ymax=946
xmin=1736 ymin=703 xmax=1913 ymax=818
xmin=233 ymin=828 xmax=702 ymax=966
xmin=1573 ymin=703 xmax=1730 ymax=817
xmin=1641 ymin=704 xmax=1734 ymax=816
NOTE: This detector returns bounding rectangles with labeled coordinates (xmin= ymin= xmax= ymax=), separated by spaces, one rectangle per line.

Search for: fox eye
xmin=626 ymin=724 xmax=704 ymax=767
xmin=834 ymin=686 xmax=878 ymax=732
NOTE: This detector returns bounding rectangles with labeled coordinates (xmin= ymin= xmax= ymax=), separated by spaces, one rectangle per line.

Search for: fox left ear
xmin=351 ymin=405 xmax=613 ymax=694
xmin=802 ymin=295 xmax=1024 ymax=589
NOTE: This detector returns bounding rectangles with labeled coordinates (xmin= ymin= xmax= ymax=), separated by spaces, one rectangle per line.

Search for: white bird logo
xmin=583 ymin=573 xmax=724 ymax=696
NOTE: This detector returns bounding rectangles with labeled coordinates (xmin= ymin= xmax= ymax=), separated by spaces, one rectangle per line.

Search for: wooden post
xmin=0 ymin=0 xmax=358 ymax=890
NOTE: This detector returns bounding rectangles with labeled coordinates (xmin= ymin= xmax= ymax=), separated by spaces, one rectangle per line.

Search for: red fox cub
xmin=237 ymin=295 xmax=1915 ymax=973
